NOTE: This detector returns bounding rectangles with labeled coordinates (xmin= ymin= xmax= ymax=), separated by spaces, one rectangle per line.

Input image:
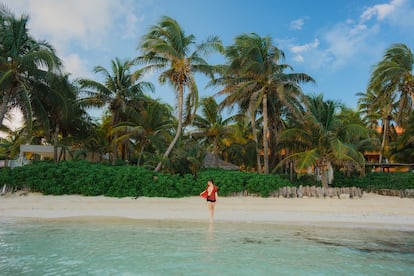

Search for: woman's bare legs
xmin=207 ymin=202 xmax=215 ymax=223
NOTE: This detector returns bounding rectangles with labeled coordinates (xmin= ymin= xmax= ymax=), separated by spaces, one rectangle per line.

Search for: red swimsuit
xmin=206 ymin=185 xmax=218 ymax=202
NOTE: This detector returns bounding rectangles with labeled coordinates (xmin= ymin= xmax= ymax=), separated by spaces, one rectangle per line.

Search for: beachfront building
xmin=363 ymin=126 xmax=414 ymax=172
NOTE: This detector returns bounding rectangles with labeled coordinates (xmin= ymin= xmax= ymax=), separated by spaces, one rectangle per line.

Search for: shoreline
xmin=1 ymin=193 xmax=414 ymax=231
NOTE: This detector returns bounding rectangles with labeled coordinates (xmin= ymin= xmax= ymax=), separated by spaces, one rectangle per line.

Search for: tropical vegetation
xmin=0 ymin=4 xmax=413 ymax=196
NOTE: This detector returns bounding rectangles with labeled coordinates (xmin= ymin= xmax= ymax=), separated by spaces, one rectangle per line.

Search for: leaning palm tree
xmin=356 ymin=89 xmax=382 ymax=130
xmin=369 ymin=43 xmax=414 ymax=126
xmin=137 ymin=16 xmax=223 ymax=172
xmin=217 ymin=33 xmax=314 ymax=173
xmin=79 ymin=57 xmax=153 ymax=162
xmin=0 ymin=4 xmax=61 ymax=132
xmin=278 ymin=94 xmax=367 ymax=188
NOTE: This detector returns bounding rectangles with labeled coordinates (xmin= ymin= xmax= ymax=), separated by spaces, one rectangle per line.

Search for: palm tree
xmin=369 ymin=43 xmax=414 ymax=126
xmin=0 ymin=127 xmax=26 ymax=164
xmin=82 ymin=121 xmax=108 ymax=162
xmin=390 ymin=110 xmax=414 ymax=163
xmin=0 ymin=4 xmax=61 ymax=131
xmin=278 ymin=94 xmax=367 ymax=188
xmin=163 ymin=136 xmax=205 ymax=176
xmin=79 ymin=57 xmax=153 ymax=162
xmin=137 ymin=16 xmax=223 ymax=172
xmin=357 ymin=88 xmax=399 ymax=164
xmin=28 ymin=73 xmax=93 ymax=161
xmin=336 ymin=107 xmax=379 ymax=175
xmin=112 ymin=98 xmax=174 ymax=166
xmin=223 ymin=113 xmax=258 ymax=170
xmin=190 ymin=96 xmax=237 ymax=167
xmin=217 ymin=33 xmax=314 ymax=173
xmin=356 ymin=89 xmax=382 ymax=130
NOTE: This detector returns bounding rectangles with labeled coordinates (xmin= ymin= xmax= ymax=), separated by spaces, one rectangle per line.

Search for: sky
xmin=4 ymin=0 xmax=414 ymax=123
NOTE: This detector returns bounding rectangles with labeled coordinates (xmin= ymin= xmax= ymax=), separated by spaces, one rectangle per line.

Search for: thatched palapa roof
xmin=202 ymin=152 xmax=239 ymax=170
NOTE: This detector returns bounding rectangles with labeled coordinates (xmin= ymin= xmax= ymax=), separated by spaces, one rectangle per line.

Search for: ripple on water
xmin=0 ymin=218 xmax=413 ymax=275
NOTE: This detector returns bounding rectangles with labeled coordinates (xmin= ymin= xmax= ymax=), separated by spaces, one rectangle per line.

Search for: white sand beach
xmin=1 ymin=193 xmax=414 ymax=230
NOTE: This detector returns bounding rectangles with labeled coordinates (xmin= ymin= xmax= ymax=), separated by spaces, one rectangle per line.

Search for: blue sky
xmin=5 ymin=0 xmax=414 ymax=121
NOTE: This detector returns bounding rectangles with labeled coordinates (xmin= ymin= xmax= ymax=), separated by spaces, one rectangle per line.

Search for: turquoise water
xmin=0 ymin=218 xmax=413 ymax=275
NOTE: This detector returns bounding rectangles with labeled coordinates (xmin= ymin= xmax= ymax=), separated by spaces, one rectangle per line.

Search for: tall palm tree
xmin=0 ymin=4 xmax=61 ymax=131
xmin=278 ymin=94 xmax=367 ymax=188
xmin=79 ymin=57 xmax=153 ymax=162
xmin=357 ymin=88 xmax=399 ymax=164
xmin=217 ymin=33 xmax=314 ymax=173
xmin=356 ymin=90 xmax=382 ymax=130
xmin=137 ymin=16 xmax=223 ymax=172
xmin=336 ymin=107 xmax=379 ymax=175
xmin=369 ymin=43 xmax=414 ymax=126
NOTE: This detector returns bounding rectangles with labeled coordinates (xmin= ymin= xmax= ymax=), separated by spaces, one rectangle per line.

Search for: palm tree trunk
xmin=154 ymin=84 xmax=184 ymax=172
xmin=319 ymin=164 xmax=328 ymax=189
xmin=409 ymin=88 xmax=414 ymax=109
xmin=262 ymin=94 xmax=269 ymax=174
xmin=121 ymin=143 xmax=126 ymax=160
xmin=289 ymin=160 xmax=294 ymax=182
xmin=213 ymin=138 xmax=220 ymax=167
xmin=379 ymin=117 xmax=390 ymax=169
xmin=250 ymin=108 xmax=262 ymax=173
xmin=137 ymin=145 xmax=145 ymax=166
xmin=111 ymin=113 xmax=119 ymax=164
xmin=54 ymin=123 xmax=60 ymax=162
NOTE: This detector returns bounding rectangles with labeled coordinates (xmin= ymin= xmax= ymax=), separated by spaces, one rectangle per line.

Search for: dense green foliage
xmin=0 ymin=161 xmax=291 ymax=197
xmin=1 ymin=162 xmax=412 ymax=198
xmin=332 ymin=171 xmax=414 ymax=191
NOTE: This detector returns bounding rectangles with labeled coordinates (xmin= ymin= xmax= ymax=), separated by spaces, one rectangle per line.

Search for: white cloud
xmin=384 ymin=0 xmax=414 ymax=30
xmin=359 ymin=0 xmax=414 ymax=30
xmin=5 ymin=0 xmax=141 ymax=79
xmin=122 ymin=13 xmax=145 ymax=40
xmin=285 ymin=0 xmax=412 ymax=70
xmin=290 ymin=18 xmax=306 ymax=30
xmin=293 ymin=54 xmax=304 ymax=63
xmin=360 ymin=0 xmax=404 ymax=21
xmin=322 ymin=0 xmax=412 ymax=68
xmin=290 ymin=39 xmax=320 ymax=54
xmin=287 ymin=39 xmax=319 ymax=64
xmin=20 ymin=0 xmax=132 ymax=50
xmin=62 ymin=54 xmax=93 ymax=79
xmin=323 ymin=22 xmax=375 ymax=68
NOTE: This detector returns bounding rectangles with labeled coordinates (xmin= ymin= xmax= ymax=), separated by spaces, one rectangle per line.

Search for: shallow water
xmin=0 ymin=218 xmax=413 ymax=275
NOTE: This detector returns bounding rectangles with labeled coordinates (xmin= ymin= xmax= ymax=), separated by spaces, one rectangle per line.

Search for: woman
xmin=200 ymin=179 xmax=218 ymax=223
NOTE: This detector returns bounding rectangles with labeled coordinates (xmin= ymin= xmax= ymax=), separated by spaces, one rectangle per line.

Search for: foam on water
xmin=1 ymin=218 xmax=413 ymax=275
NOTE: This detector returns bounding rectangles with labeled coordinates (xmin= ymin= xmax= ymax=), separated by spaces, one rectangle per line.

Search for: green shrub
xmin=332 ymin=171 xmax=414 ymax=190
xmin=1 ymin=161 xmax=412 ymax=198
